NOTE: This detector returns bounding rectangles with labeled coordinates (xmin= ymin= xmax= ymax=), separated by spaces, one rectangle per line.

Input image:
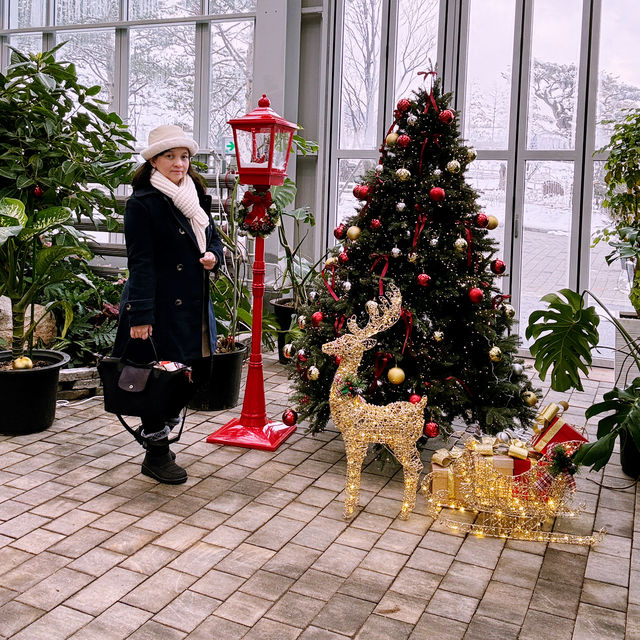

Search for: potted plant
xmin=526 ymin=288 xmax=640 ymax=477
xmin=595 ymin=108 xmax=640 ymax=380
xmin=0 ymin=47 xmax=135 ymax=434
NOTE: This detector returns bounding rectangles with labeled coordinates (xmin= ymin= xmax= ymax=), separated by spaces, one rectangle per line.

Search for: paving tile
xmin=119 ymin=544 xmax=179 ymax=575
xmin=354 ymin=614 xmax=412 ymax=639
xmin=438 ymin=560 xmax=491 ymax=599
xmin=121 ymin=567 xmax=197 ymax=613
xmin=454 ymin=535 xmax=505 ymax=570
xmin=462 ymin=614 xmax=520 ymax=640
xmin=43 ymin=508 xmax=102 ymax=535
xmin=100 ymin=526 xmax=158 ymax=555
xmin=409 ymin=611 xmax=467 ymax=639
xmin=580 ymin=578 xmax=629 ymax=611
xmin=291 ymin=568 xmax=344 ymax=601
xmin=0 ymin=600 xmax=45 ymax=637
xmin=529 ymin=577 xmax=582 ymax=619
xmin=0 ymin=547 xmax=34 ymax=577
xmin=90 ymin=511 xmax=140 ymax=533
xmin=206 ymin=491 xmax=254 ymax=515
xmin=375 ymin=529 xmax=422 ymax=555
xmin=572 ymin=602 xmax=627 ymax=640
xmin=492 ymin=548 xmax=543 ymax=589
xmin=223 ymin=502 xmax=280 ymax=532
xmin=48 ymin=526 xmax=113 ymax=558
xmin=128 ymin=510 xmax=183 ymax=534
xmin=266 ymin=591 xmax=326 ymax=627
xmin=292 ymin=516 xmax=349 ymax=551
xmin=584 ymin=550 xmax=629 ymax=587
xmin=374 ymin=590 xmax=428 ymax=624
xmin=538 ymin=547 xmax=587 ymax=586
xmin=255 ymin=487 xmax=298 ymax=508
xmin=245 ymin=515 xmax=307 ymax=550
xmin=0 ymin=512 xmax=50 ymax=538
xmin=241 ymin=618 xmax=302 ymax=640
xmin=425 ymin=589 xmax=478 ymax=623
xmin=262 ymin=542 xmax=322 ymax=579
xmin=202 ymin=524 xmax=250 ymax=549
xmin=627 ymin=604 xmax=640 ymax=640
xmin=11 ymin=604 xmax=93 ymax=640
xmin=312 ymin=543 xmax=368 ymax=578
xmin=68 ymin=547 xmax=127 ymax=577
xmin=9 ymin=527 xmax=65 ymax=553
xmin=213 ymin=590 xmax=272 ymax=626
xmin=214 ymin=542 xmax=276 ymax=578
xmin=125 ymin=620 xmax=187 ymax=640
xmin=406 ymin=546 xmax=455 ymax=575
xmin=66 ymin=601 xmax=152 ymax=640
xmin=0 ymin=550 xmax=69 ymax=591
xmin=190 ymin=568 xmax=245 ymax=600
xmin=298 ymin=627 xmax=350 ymax=639
xmin=163 ymin=541 xmax=229 ymax=577
xmin=239 ymin=569 xmax=294 ymax=601
xmin=518 ymin=609 xmax=575 ymax=640
xmin=351 ymin=511 xmax=394 ymax=534
xmin=312 ymin=594 xmax=376 ymax=636
xmin=152 ymin=590 xmax=220 ymax=632
xmin=594 ymin=506 xmax=634 ymax=538
xmin=16 ymin=566 xmax=94 ymax=610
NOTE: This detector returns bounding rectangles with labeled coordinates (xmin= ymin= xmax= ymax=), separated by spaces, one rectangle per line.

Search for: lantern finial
xmin=258 ymin=94 xmax=270 ymax=108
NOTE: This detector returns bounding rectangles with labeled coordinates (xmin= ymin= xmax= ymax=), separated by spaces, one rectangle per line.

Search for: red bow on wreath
xmin=242 ymin=189 xmax=273 ymax=224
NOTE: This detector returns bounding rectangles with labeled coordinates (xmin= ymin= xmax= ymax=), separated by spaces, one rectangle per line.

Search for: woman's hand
xmin=200 ymin=251 xmax=217 ymax=271
xmin=131 ymin=324 xmax=153 ymax=340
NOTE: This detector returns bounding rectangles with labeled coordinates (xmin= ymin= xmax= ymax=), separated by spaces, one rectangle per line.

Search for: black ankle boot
xmin=135 ymin=426 xmax=176 ymax=460
xmin=141 ymin=438 xmax=187 ymax=484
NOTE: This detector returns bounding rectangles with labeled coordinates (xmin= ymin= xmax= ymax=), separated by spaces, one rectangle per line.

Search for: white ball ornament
xmin=308 ymin=290 xmax=318 ymax=302
xmin=432 ymin=169 xmax=442 ymax=177
xmin=454 ymin=238 xmax=468 ymax=252
xmin=297 ymin=315 xmax=307 ymax=330
xmin=391 ymin=246 xmax=402 ymax=258
xmin=429 ymin=237 xmax=439 ymax=247
xmin=343 ymin=280 xmax=352 ymax=292
xmin=512 ymin=363 xmax=524 ymax=375
xmin=396 ymin=168 xmax=411 ymax=181
xmin=375 ymin=164 xmax=384 ymax=173
xmin=433 ymin=330 xmax=444 ymax=342
xmin=396 ymin=201 xmax=406 ymax=212
xmin=308 ymin=366 xmax=320 ymax=381
xmin=407 ymin=114 xmax=418 ymax=126
xmin=283 ymin=343 xmax=295 ymax=359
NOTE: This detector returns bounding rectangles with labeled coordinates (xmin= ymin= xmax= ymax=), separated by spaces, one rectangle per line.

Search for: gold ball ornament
xmin=307 ymin=366 xmax=320 ymax=381
xmin=454 ymin=237 xmax=468 ymax=252
xmin=346 ymin=225 xmax=361 ymax=241
xmin=386 ymin=132 xmax=399 ymax=146
xmin=467 ymin=148 xmax=477 ymax=161
xmin=387 ymin=366 xmax=405 ymax=384
xmin=446 ymin=159 xmax=461 ymax=173
xmin=433 ymin=330 xmax=444 ymax=342
xmin=12 ymin=356 xmax=33 ymax=369
xmin=522 ymin=390 xmax=538 ymax=406
xmin=396 ymin=168 xmax=411 ymax=181
xmin=325 ymin=256 xmax=338 ymax=267
xmin=489 ymin=346 xmax=503 ymax=362
xmin=503 ymin=304 xmax=516 ymax=319
xmin=408 ymin=252 xmax=418 ymax=263
xmin=487 ymin=215 xmax=499 ymax=230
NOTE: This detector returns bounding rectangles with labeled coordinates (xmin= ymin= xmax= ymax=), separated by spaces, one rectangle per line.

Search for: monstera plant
xmin=0 ymin=46 xmax=134 ymax=434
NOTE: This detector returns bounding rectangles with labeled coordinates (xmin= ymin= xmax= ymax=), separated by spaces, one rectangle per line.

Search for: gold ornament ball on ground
xmin=523 ymin=390 xmax=538 ymax=406
xmin=387 ymin=366 xmax=405 ymax=384
xmin=347 ymin=225 xmax=362 ymax=241
xmin=12 ymin=356 xmax=33 ymax=369
xmin=487 ymin=215 xmax=499 ymax=230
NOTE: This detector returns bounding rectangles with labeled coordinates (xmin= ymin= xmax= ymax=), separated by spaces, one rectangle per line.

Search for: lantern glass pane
xmin=272 ymin=130 xmax=291 ymax=170
xmin=236 ymin=127 xmax=271 ymax=168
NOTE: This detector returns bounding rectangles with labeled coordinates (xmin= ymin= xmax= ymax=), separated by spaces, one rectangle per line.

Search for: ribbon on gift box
xmin=534 ymin=401 xmax=569 ymax=434
xmin=507 ymin=441 xmax=529 ymax=460
xmin=431 ymin=463 xmax=455 ymax=499
xmin=431 ymin=447 xmax=465 ymax=467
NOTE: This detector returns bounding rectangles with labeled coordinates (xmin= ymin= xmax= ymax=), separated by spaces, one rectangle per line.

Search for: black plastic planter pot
xmin=189 ymin=343 xmax=248 ymax=411
xmin=270 ymin=297 xmax=297 ymax=364
xmin=620 ymin=430 xmax=640 ymax=479
xmin=0 ymin=349 xmax=70 ymax=435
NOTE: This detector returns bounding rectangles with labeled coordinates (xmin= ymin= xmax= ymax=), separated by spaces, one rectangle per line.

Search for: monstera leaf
xmin=0 ymin=197 xmax=26 ymax=247
xmin=525 ymin=289 xmax=600 ymax=392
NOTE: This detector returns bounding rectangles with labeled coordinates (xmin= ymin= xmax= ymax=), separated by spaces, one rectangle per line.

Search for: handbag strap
xmin=116 ymin=406 xmax=188 ymax=447
xmin=122 ymin=335 xmax=161 ymax=364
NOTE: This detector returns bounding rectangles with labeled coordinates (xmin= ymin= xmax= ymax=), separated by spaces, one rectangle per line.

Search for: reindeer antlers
xmin=346 ymin=284 xmax=402 ymax=338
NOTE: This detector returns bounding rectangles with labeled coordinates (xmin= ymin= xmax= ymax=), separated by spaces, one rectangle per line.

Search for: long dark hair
xmin=132 ymin=154 xmax=207 ymax=195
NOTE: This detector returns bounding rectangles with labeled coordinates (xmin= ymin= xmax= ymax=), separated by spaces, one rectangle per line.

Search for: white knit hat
xmin=141 ymin=125 xmax=199 ymax=160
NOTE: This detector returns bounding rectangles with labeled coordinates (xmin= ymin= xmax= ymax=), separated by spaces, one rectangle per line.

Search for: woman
xmin=113 ymin=125 xmax=224 ymax=484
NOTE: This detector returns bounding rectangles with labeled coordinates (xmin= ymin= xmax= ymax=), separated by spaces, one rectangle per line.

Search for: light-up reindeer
xmin=322 ymin=285 xmax=428 ymax=520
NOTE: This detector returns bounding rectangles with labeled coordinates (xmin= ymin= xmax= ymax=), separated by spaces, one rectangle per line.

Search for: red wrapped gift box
xmin=531 ymin=416 xmax=587 ymax=455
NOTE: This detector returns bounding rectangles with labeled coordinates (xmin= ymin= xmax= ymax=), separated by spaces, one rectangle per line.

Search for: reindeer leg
xmin=392 ymin=446 xmax=423 ymax=520
xmin=343 ymin=441 xmax=368 ymax=519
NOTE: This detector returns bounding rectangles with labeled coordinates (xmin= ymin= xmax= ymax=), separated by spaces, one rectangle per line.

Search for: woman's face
xmin=151 ymin=147 xmax=190 ymax=185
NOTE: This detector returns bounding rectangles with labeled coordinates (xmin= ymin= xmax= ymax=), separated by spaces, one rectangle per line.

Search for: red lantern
xmin=311 ymin=311 xmax=324 ymax=327
xmin=369 ymin=218 xmax=381 ymax=230
xmin=469 ymin=287 xmax=484 ymax=303
xmin=417 ymin=273 xmax=432 ymax=287
xmin=409 ymin=394 xmax=422 ymax=404
xmin=338 ymin=251 xmax=349 ymax=265
xmin=353 ymin=184 xmax=370 ymax=200
xmin=397 ymin=134 xmax=411 ymax=148
xmin=228 ymin=94 xmax=298 ymax=186
xmin=424 ymin=421 xmax=440 ymax=438
xmin=282 ymin=408 xmax=298 ymax=427
xmin=397 ymin=98 xmax=411 ymax=112
xmin=438 ymin=110 xmax=454 ymax=124
xmin=490 ymin=259 xmax=506 ymax=275
xmin=475 ymin=213 xmax=489 ymax=228
xmin=429 ymin=187 xmax=445 ymax=202
xmin=333 ymin=224 xmax=346 ymax=240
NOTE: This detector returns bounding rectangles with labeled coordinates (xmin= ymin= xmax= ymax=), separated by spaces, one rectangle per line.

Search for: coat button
xmin=125 ymin=303 xmax=132 ymax=311
xmin=175 ymin=299 xmax=183 ymax=306
xmin=178 ymin=228 xmax=186 ymax=235
xmin=176 ymin=263 xmax=183 ymax=271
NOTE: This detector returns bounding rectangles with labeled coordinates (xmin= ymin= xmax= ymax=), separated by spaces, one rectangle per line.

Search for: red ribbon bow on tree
xmin=322 ymin=264 xmax=339 ymax=301
xmin=418 ymin=70 xmax=440 ymax=114
xmin=370 ymin=254 xmax=390 ymax=296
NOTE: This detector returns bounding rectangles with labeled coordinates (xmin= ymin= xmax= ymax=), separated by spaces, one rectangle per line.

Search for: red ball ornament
xmin=469 ymin=287 xmax=484 ymax=303
xmin=429 ymin=187 xmax=445 ymax=202
xmin=475 ymin=213 xmax=489 ymax=228
xmin=282 ymin=408 xmax=298 ymax=427
xmin=338 ymin=251 xmax=349 ymax=265
xmin=397 ymin=98 xmax=411 ymax=113
xmin=424 ymin=421 xmax=440 ymax=438
xmin=490 ymin=259 xmax=506 ymax=275
xmin=409 ymin=394 xmax=422 ymax=404
xmin=333 ymin=355 xmax=342 ymax=366
xmin=438 ymin=110 xmax=454 ymax=124
xmin=333 ymin=224 xmax=346 ymax=240
xmin=353 ymin=184 xmax=370 ymax=200
xmin=397 ymin=134 xmax=411 ymax=148
xmin=33 ymin=185 xmax=44 ymax=197
xmin=417 ymin=273 xmax=432 ymax=287
xmin=311 ymin=311 xmax=324 ymax=327
xmin=369 ymin=218 xmax=382 ymax=230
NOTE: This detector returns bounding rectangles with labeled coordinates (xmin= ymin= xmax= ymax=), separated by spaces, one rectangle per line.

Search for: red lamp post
xmin=207 ymin=95 xmax=298 ymax=451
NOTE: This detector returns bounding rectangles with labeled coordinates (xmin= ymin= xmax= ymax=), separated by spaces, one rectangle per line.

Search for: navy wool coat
xmin=112 ymin=183 xmax=224 ymax=364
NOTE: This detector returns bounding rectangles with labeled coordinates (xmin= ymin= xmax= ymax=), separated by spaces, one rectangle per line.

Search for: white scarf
xmin=150 ymin=170 xmax=209 ymax=253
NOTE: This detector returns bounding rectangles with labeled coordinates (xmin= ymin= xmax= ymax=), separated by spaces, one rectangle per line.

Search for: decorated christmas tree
xmin=286 ymin=73 xmax=539 ymax=441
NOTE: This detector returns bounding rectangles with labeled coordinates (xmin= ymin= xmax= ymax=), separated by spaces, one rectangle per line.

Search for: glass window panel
xmin=8 ymin=0 xmax=45 ymax=28
xmin=339 ymin=0 xmax=382 ymax=150
xmin=519 ymin=161 xmax=574 ymax=345
xmin=56 ymin=31 xmax=115 ymax=106
xmin=336 ymin=158 xmax=376 ymax=226
xmin=129 ymin=25 xmax=196 ymax=149
xmin=208 ymin=0 xmax=256 ymax=14
xmin=7 ymin=33 xmax=42 ymax=54
xmin=208 ymin=20 xmax=253 ymax=153
xmin=595 ymin=0 xmax=640 ymax=149
xmin=526 ymin=0 xmax=581 ymax=150
xmin=589 ymin=160 xmax=634 ymax=355
xmin=463 ymin=0 xmax=515 ymax=150
xmin=394 ymin=0 xmax=439 ymax=104
xmin=55 ymin=0 xmax=118 ymax=26
xmin=466 ymin=160 xmax=508 ymax=263
xmin=129 ymin=0 xmax=200 ymax=21
xmin=236 ymin=128 xmax=270 ymax=168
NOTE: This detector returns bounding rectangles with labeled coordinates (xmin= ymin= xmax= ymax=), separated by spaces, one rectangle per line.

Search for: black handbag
xmin=98 ymin=338 xmax=195 ymax=445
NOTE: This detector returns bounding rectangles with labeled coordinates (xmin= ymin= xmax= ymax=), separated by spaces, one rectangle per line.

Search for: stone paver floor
xmin=0 ymin=352 xmax=638 ymax=639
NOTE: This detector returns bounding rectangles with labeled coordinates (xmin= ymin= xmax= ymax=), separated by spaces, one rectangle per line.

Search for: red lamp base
xmin=206 ymin=418 xmax=297 ymax=451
